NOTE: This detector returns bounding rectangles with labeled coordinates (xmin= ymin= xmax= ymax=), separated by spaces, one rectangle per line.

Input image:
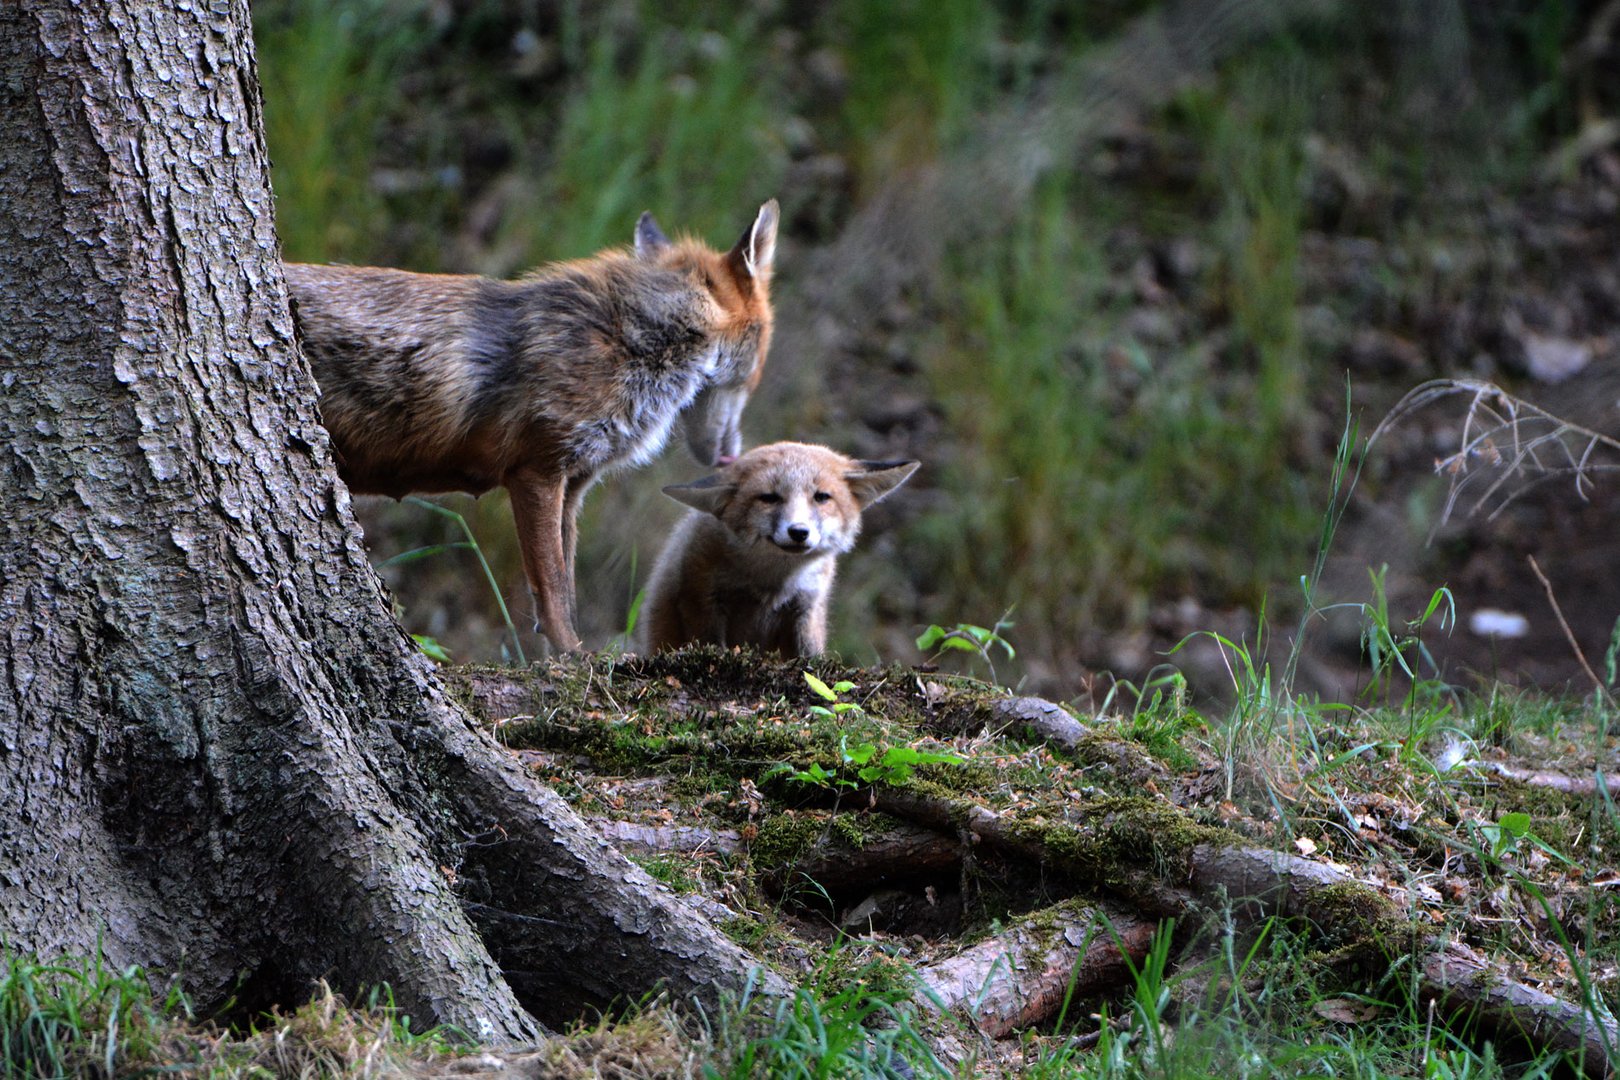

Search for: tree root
xmin=876 ymin=788 xmax=1620 ymax=1075
xmin=915 ymin=900 xmax=1157 ymax=1039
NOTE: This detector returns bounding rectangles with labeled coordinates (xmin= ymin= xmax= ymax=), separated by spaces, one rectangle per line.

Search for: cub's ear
xmin=635 ymin=211 xmax=671 ymax=258
xmin=725 ymin=198 xmax=779 ymax=281
xmin=662 ymin=474 xmax=736 ymax=517
xmin=845 ymin=460 xmax=919 ymax=508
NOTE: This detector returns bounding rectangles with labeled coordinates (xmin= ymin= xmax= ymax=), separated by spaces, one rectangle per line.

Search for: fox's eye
xmin=757 ymin=492 xmax=782 ymax=505
xmin=813 ymin=491 xmax=832 ymax=504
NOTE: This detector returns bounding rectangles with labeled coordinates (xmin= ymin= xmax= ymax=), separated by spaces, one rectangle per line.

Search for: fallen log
xmin=767 ymin=821 xmax=963 ymax=895
xmin=1422 ymin=939 xmax=1618 ymax=1077
xmin=1479 ymin=761 xmax=1600 ymax=796
xmin=915 ymin=900 xmax=1158 ymax=1038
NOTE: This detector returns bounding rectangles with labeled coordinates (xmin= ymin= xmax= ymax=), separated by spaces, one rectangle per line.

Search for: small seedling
xmin=768 ymin=674 xmax=964 ymax=790
xmin=1476 ymin=811 xmax=1573 ymax=869
xmin=841 ymin=738 xmax=964 ymax=787
xmin=916 ymin=610 xmax=1016 ymax=682
xmin=804 ymin=671 xmax=864 ymax=719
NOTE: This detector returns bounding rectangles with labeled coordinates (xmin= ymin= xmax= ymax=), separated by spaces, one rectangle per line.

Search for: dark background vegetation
xmin=253 ymin=0 xmax=1620 ymax=701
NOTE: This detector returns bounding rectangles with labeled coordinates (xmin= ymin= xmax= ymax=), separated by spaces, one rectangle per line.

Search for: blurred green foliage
xmin=254 ymin=0 xmax=1607 ymax=679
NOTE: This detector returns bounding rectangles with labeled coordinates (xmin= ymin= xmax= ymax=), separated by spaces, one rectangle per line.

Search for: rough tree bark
xmin=0 ymin=0 xmax=773 ymax=1040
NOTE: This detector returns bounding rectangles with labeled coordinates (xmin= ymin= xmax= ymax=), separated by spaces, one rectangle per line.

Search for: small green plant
xmin=1114 ymin=669 xmax=1204 ymax=770
xmin=1474 ymin=812 xmax=1574 ymax=870
xmin=605 ymin=549 xmax=646 ymax=656
xmin=380 ymin=497 xmax=527 ymax=666
xmin=773 ymin=737 xmax=964 ymax=792
xmin=916 ymin=612 xmax=1016 ymax=683
xmin=803 ymin=672 xmax=865 ymax=720
xmin=771 ymin=679 xmax=965 ymax=791
xmin=1359 ymin=565 xmax=1455 ymax=710
xmin=841 ymin=739 xmax=964 ymax=788
xmin=410 ymin=634 xmax=452 ymax=663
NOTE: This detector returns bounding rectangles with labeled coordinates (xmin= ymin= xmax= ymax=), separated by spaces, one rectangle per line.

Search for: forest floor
xmin=437 ymin=648 xmax=1620 ymax=1075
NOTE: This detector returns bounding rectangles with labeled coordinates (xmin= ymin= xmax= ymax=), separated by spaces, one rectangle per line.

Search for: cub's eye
xmin=813 ymin=491 xmax=833 ymax=504
xmin=757 ymin=492 xmax=783 ymax=505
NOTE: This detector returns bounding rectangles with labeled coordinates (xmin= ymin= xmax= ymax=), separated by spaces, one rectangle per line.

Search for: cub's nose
xmin=787 ymin=525 xmax=810 ymax=544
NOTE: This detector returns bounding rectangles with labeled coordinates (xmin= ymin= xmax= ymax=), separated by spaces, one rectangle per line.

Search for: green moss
xmin=719 ymin=914 xmax=770 ymax=949
xmin=750 ymin=813 xmax=831 ymax=871
xmin=631 ymin=854 xmax=700 ymax=893
xmin=827 ymin=813 xmax=869 ymax=852
xmin=1302 ymin=881 xmax=1399 ymax=947
xmin=815 ymin=946 xmax=917 ymax=1004
xmin=1007 ymin=795 xmax=1222 ymax=888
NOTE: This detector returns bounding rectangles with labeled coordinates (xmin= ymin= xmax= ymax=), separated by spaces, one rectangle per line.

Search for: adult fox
xmin=287 ymin=200 xmax=779 ymax=652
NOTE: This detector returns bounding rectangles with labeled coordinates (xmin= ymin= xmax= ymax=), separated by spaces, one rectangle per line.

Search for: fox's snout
xmin=683 ymin=384 xmax=749 ymax=468
xmin=769 ymin=504 xmax=822 ymax=552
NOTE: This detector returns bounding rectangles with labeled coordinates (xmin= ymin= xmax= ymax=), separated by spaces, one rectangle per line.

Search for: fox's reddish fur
xmin=641 ymin=442 xmax=917 ymax=656
xmin=287 ymin=201 xmax=779 ymax=651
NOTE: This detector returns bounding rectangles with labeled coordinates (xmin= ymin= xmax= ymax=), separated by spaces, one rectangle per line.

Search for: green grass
xmin=825 ymin=0 xmax=994 ymax=183
xmin=255 ymin=0 xmax=438 ymax=264
xmin=0 ymin=950 xmax=464 ymax=1078
xmin=702 ymin=956 xmax=944 ymax=1079
xmin=0 ymin=949 xmax=190 ymax=1078
xmin=1027 ymin=917 xmax=1571 ymax=1079
xmin=919 ymin=150 xmax=1315 ymax=661
xmin=0 ymin=946 xmax=946 ymax=1078
xmin=498 ymin=8 xmax=788 ymax=264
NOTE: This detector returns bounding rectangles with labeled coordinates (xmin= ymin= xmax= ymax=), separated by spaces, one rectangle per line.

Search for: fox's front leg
xmin=794 ymin=591 xmax=829 ymax=657
xmin=560 ymin=473 xmax=596 ymax=630
xmin=506 ymin=466 xmax=584 ymax=652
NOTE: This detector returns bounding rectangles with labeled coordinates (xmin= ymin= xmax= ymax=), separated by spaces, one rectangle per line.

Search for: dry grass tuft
xmin=1372 ymin=377 xmax=1620 ymax=532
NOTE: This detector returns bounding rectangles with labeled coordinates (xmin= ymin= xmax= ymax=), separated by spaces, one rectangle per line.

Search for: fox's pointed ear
xmin=725 ymin=199 xmax=779 ymax=281
xmin=845 ymin=460 xmax=919 ymax=508
xmin=635 ymin=211 xmax=671 ymax=259
xmin=663 ymin=474 xmax=736 ymax=517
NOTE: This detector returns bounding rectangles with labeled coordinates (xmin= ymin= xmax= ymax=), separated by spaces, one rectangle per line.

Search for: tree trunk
xmin=0 ymin=0 xmax=773 ymax=1040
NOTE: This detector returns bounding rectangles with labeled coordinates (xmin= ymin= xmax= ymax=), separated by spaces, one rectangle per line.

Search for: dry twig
xmin=1526 ymin=555 xmax=1619 ymax=708
xmin=1371 ymin=379 xmax=1620 ymax=534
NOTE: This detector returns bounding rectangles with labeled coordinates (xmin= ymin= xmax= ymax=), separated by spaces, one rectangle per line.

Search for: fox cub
xmin=641 ymin=442 xmax=917 ymax=656
xmin=286 ymin=201 xmax=779 ymax=652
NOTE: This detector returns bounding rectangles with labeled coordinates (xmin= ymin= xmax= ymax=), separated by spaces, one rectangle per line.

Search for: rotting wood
xmin=449 ymin=667 xmax=1618 ymax=1066
xmin=988 ymin=697 xmax=1089 ymax=748
xmin=916 ymin=901 xmax=1157 ymax=1039
xmin=769 ymin=822 xmax=963 ymax=895
xmin=1422 ymin=939 xmax=1618 ymax=1078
